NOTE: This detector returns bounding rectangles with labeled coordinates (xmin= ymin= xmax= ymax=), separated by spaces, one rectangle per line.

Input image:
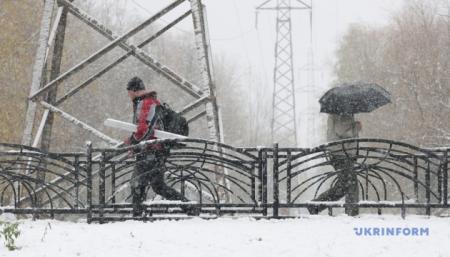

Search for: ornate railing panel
xmin=276 ymin=139 xmax=444 ymax=216
xmin=89 ymin=139 xmax=262 ymax=221
xmin=0 ymin=139 xmax=448 ymax=221
xmin=0 ymin=143 xmax=88 ymax=218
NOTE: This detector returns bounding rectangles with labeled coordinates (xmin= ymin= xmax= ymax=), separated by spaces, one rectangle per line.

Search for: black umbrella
xmin=319 ymin=82 xmax=391 ymax=115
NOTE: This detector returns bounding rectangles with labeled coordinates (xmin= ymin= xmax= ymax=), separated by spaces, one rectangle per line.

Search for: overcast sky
xmin=130 ymin=0 xmax=405 ymax=90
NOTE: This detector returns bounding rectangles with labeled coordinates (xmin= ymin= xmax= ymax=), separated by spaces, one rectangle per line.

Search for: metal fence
xmin=0 ymin=138 xmax=448 ymax=222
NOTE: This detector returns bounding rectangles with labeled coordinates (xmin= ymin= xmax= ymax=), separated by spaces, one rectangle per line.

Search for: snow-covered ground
xmin=1 ymin=215 xmax=448 ymax=257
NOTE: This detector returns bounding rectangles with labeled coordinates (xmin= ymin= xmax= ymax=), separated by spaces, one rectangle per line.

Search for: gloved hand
xmin=123 ymin=133 xmax=139 ymax=146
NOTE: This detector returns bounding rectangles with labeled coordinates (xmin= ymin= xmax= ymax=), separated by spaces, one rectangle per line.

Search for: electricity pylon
xmin=256 ymin=0 xmax=311 ymax=146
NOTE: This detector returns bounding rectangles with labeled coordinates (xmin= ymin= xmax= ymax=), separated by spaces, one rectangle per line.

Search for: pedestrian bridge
xmin=0 ymin=138 xmax=447 ymax=222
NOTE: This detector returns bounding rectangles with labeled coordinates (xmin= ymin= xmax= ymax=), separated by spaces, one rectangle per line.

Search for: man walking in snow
xmin=308 ymin=114 xmax=361 ymax=216
xmin=124 ymin=76 xmax=198 ymax=217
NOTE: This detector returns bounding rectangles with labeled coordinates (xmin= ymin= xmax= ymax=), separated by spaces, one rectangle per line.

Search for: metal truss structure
xmin=256 ymin=0 xmax=312 ymax=147
xmin=21 ymin=0 xmax=221 ymax=154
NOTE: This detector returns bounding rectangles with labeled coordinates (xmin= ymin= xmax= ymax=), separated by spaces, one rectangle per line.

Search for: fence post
xmin=181 ymin=170 xmax=185 ymax=197
xmin=286 ymin=150 xmax=292 ymax=204
xmin=444 ymin=151 xmax=448 ymax=206
xmin=413 ymin=156 xmax=418 ymax=200
xmin=438 ymin=155 xmax=443 ymax=203
xmin=74 ymin=156 xmax=80 ymax=209
xmin=111 ymin=164 xmax=116 ymax=205
xmin=401 ymin=192 xmax=406 ymax=219
xmin=257 ymin=149 xmax=262 ymax=204
xmin=86 ymin=141 xmax=93 ymax=224
xmin=261 ymin=150 xmax=268 ymax=216
xmin=99 ymin=152 xmax=106 ymax=223
xmin=251 ymin=164 xmax=256 ymax=204
xmin=273 ymin=143 xmax=279 ymax=218
xmin=425 ymin=162 xmax=431 ymax=216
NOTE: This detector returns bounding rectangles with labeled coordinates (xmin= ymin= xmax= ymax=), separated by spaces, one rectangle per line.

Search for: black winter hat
xmin=127 ymin=76 xmax=145 ymax=91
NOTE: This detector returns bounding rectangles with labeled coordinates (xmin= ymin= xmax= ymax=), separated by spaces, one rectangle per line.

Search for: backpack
xmin=158 ymin=102 xmax=189 ymax=138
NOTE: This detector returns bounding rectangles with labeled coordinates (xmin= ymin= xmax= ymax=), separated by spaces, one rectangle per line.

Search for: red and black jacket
xmin=128 ymin=91 xmax=163 ymax=149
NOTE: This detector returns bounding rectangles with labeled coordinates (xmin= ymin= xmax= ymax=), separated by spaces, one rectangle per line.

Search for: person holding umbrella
xmin=308 ymin=82 xmax=391 ymax=216
xmin=308 ymin=114 xmax=361 ymax=216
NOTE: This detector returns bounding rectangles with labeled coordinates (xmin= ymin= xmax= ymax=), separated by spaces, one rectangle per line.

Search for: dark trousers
xmin=131 ymin=152 xmax=190 ymax=216
xmin=310 ymin=154 xmax=359 ymax=216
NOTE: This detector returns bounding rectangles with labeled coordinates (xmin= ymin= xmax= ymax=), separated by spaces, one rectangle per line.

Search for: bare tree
xmin=334 ymin=0 xmax=450 ymax=147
